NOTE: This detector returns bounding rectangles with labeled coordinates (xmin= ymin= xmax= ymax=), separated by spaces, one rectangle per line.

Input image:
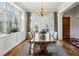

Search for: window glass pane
xmin=31 ymin=13 xmax=40 ymax=21
xmin=14 ymin=9 xmax=20 ymax=15
xmin=6 ymin=5 xmax=10 ymax=11
xmin=14 ymin=16 xmax=18 ymax=28
xmin=6 ymin=13 xmax=13 ymax=22
xmin=0 ymin=22 xmax=3 ymax=33
xmin=6 ymin=22 xmax=12 ymax=34
xmin=31 ymin=13 xmax=54 ymax=33
xmin=0 ymin=2 xmax=4 ymax=9
xmin=14 ymin=10 xmax=21 ymax=30
xmin=6 ymin=4 xmax=14 ymax=13
xmin=0 ymin=9 xmax=5 ymax=22
xmin=14 ymin=8 xmax=17 ymax=14
xmin=13 ymin=15 xmax=20 ymax=32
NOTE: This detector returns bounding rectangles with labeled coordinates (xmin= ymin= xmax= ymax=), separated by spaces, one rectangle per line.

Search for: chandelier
xmin=37 ymin=2 xmax=47 ymax=17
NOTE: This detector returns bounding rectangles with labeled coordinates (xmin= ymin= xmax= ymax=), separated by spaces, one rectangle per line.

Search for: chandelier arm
xmin=37 ymin=2 xmax=47 ymax=17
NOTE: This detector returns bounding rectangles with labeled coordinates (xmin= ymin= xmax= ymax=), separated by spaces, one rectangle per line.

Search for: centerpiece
xmin=39 ymin=29 xmax=47 ymax=40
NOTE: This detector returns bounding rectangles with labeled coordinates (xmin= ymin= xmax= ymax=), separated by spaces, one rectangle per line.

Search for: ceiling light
xmin=37 ymin=2 xmax=47 ymax=17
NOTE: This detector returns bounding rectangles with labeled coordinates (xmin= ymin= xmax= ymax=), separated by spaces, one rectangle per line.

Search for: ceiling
xmin=64 ymin=4 xmax=79 ymax=15
xmin=15 ymin=2 xmax=63 ymax=12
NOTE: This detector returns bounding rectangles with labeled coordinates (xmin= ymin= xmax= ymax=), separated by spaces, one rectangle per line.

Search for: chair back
xmin=28 ymin=32 xmax=33 ymax=39
xmin=53 ymin=32 xmax=58 ymax=40
xmin=31 ymin=30 xmax=35 ymax=38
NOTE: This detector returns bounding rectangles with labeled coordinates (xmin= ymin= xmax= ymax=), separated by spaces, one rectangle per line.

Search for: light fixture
xmin=37 ymin=2 xmax=47 ymax=17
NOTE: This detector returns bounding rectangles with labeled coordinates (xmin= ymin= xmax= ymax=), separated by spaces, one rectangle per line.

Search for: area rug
xmin=69 ymin=38 xmax=79 ymax=48
xmin=16 ymin=41 xmax=69 ymax=56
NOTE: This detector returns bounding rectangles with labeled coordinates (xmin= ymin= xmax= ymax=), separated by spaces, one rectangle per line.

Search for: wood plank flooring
xmin=5 ymin=40 xmax=28 ymax=56
xmin=60 ymin=40 xmax=79 ymax=56
xmin=5 ymin=40 xmax=79 ymax=56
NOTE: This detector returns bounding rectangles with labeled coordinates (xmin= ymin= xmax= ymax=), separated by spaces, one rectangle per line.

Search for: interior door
xmin=62 ymin=17 xmax=70 ymax=41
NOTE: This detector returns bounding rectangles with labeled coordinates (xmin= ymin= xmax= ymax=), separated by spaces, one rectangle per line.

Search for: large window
xmin=0 ymin=2 xmax=21 ymax=34
xmin=6 ymin=4 xmax=13 ymax=12
xmin=0 ymin=2 xmax=5 ymax=9
xmin=31 ymin=13 xmax=54 ymax=33
xmin=0 ymin=8 xmax=5 ymax=33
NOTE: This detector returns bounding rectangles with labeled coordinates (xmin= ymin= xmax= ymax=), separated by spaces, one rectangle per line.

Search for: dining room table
xmin=29 ymin=32 xmax=57 ymax=55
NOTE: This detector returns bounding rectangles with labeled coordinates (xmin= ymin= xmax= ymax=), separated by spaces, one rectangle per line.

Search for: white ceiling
xmin=15 ymin=2 xmax=63 ymax=12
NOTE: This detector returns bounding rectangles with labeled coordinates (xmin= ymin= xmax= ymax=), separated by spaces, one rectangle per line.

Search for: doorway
xmin=62 ymin=17 xmax=70 ymax=41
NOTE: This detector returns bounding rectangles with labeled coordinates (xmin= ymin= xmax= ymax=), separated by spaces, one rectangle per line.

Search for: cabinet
xmin=0 ymin=38 xmax=7 ymax=52
xmin=0 ymin=31 xmax=26 ymax=55
xmin=6 ymin=34 xmax=16 ymax=48
xmin=16 ymin=32 xmax=25 ymax=43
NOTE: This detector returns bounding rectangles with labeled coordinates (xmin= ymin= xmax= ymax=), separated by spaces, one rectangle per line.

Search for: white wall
xmin=63 ymin=7 xmax=79 ymax=39
xmin=58 ymin=2 xmax=76 ymax=40
xmin=58 ymin=13 xmax=63 ymax=40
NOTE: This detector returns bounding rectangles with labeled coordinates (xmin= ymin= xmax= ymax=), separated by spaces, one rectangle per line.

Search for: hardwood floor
xmin=60 ymin=40 xmax=79 ymax=56
xmin=5 ymin=39 xmax=79 ymax=56
xmin=5 ymin=40 xmax=28 ymax=56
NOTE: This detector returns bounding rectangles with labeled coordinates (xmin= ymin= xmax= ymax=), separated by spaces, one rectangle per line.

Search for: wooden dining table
xmin=29 ymin=33 xmax=56 ymax=55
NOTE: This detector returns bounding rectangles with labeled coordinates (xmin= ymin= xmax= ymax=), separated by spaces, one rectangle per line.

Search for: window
xmin=14 ymin=10 xmax=21 ymax=30
xmin=6 ymin=3 xmax=14 ymax=13
xmin=0 ymin=9 xmax=5 ymax=33
xmin=0 ymin=2 xmax=21 ymax=34
xmin=31 ymin=13 xmax=54 ymax=33
xmin=6 ymin=13 xmax=13 ymax=21
xmin=0 ymin=2 xmax=4 ymax=9
xmin=12 ymin=15 xmax=19 ymax=32
xmin=0 ymin=9 xmax=5 ymax=22
xmin=0 ymin=22 xmax=3 ymax=33
xmin=6 ymin=13 xmax=13 ymax=33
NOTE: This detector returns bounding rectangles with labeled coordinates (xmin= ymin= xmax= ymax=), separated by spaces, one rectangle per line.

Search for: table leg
xmin=38 ymin=43 xmax=48 ymax=55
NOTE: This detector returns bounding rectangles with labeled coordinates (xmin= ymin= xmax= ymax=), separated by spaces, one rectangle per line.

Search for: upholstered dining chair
xmin=32 ymin=33 xmax=40 ymax=55
xmin=52 ymin=32 xmax=58 ymax=41
xmin=28 ymin=32 xmax=35 ymax=55
xmin=47 ymin=31 xmax=58 ymax=55
xmin=28 ymin=32 xmax=33 ymax=40
xmin=28 ymin=31 xmax=40 ymax=56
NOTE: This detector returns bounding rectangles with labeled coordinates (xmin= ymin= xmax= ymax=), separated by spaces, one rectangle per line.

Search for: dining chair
xmin=28 ymin=31 xmax=40 ymax=56
xmin=28 ymin=32 xmax=33 ymax=40
xmin=47 ymin=31 xmax=58 ymax=55
xmin=33 ymin=33 xmax=40 ymax=55
xmin=31 ymin=30 xmax=35 ymax=38
xmin=28 ymin=32 xmax=35 ymax=56
xmin=52 ymin=32 xmax=58 ymax=40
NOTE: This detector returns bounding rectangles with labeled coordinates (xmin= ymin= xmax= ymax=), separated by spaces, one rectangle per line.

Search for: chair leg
xmin=29 ymin=43 xmax=35 ymax=56
xmin=29 ymin=43 xmax=31 ymax=55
